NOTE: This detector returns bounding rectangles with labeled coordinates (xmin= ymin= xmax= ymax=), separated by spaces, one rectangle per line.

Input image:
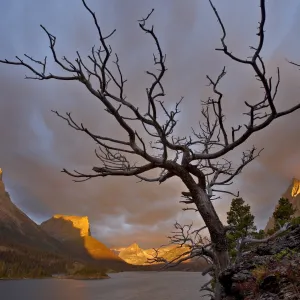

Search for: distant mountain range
xmin=3 ymin=165 xmax=300 ymax=277
xmin=111 ymin=243 xmax=191 ymax=265
xmin=110 ymin=243 xmax=208 ymax=271
xmin=0 ymin=168 xmax=206 ymax=276
xmin=265 ymin=178 xmax=300 ymax=231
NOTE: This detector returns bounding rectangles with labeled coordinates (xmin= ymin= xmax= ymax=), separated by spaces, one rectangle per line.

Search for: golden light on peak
xmin=291 ymin=178 xmax=300 ymax=197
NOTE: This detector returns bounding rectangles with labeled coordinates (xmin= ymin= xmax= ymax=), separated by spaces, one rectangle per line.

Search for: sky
xmin=0 ymin=0 xmax=300 ymax=249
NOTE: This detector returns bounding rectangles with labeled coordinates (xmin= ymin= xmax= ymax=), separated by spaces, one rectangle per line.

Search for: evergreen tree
xmin=226 ymin=198 xmax=257 ymax=258
xmin=273 ymin=197 xmax=296 ymax=230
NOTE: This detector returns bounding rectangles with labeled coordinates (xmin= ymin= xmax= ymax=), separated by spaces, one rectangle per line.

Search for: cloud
xmin=0 ymin=0 xmax=300 ymax=248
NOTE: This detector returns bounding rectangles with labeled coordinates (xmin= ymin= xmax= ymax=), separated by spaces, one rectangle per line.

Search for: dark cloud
xmin=0 ymin=0 xmax=300 ymax=248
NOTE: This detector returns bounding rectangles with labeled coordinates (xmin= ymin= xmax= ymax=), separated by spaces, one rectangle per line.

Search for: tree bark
xmin=191 ymin=185 xmax=229 ymax=299
xmin=192 ymin=187 xmax=229 ymax=267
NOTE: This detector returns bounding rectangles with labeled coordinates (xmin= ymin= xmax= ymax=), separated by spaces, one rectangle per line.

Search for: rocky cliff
xmin=265 ymin=178 xmax=300 ymax=232
xmin=41 ymin=214 xmax=125 ymax=266
xmin=40 ymin=215 xmax=91 ymax=241
xmin=220 ymin=224 xmax=300 ymax=299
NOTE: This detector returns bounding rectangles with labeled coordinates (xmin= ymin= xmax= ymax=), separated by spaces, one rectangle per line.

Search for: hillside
xmin=0 ymin=170 xmax=82 ymax=277
xmin=265 ymin=178 xmax=300 ymax=231
xmin=0 ymin=169 xmax=131 ymax=276
xmin=0 ymin=169 xmax=63 ymax=253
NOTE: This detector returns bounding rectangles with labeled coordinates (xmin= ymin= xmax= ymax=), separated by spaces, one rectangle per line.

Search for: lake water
xmin=1 ymin=271 xmax=211 ymax=300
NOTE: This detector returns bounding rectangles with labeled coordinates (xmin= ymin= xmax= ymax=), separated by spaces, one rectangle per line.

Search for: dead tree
xmin=147 ymin=222 xmax=212 ymax=269
xmin=148 ymin=221 xmax=292 ymax=299
xmin=1 ymin=0 xmax=300 ymax=298
xmin=147 ymin=222 xmax=215 ymax=296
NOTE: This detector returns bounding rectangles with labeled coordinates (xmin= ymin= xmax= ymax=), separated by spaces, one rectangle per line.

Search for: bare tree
xmin=149 ymin=220 xmax=292 ymax=299
xmin=148 ymin=221 xmax=215 ymax=296
xmin=147 ymin=222 xmax=212 ymax=269
xmin=1 ymin=0 xmax=300 ymax=298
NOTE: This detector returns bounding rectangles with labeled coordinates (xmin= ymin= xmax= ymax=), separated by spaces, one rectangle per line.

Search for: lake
xmin=1 ymin=271 xmax=211 ymax=300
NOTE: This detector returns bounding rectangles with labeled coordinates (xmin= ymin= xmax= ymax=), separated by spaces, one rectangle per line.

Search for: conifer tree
xmin=226 ymin=198 xmax=257 ymax=258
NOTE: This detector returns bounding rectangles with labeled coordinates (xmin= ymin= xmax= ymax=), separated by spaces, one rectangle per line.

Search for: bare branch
xmin=188 ymin=0 xmax=300 ymax=162
xmin=235 ymin=222 xmax=291 ymax=264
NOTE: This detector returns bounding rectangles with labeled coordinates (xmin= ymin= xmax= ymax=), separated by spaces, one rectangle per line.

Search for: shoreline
xmin=0 ymin=274 xmax=110 ymax=281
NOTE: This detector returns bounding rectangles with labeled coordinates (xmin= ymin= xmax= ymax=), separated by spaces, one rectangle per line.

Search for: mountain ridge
xmin=112 ymin=243 xmax=191 ymax=265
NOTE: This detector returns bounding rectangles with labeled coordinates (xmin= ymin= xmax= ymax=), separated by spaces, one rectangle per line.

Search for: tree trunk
xmin=192 ymin=186 xmax=229 ymax=267
xmin=191 ymin=185 xmax=229 ymax=299
xmin=176 ymin=167 xmax=229 ymax=298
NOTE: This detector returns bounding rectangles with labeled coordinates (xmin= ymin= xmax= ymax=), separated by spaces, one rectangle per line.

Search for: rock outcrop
xmin=220 ymin=224 xmax=300 ymax=299
xmin=41 ymin=214 xmax=125 ymax=266
xmin=40 ymin=215 xmax=91 ymax=241
xmin=265 ymin=178 xmax=300 ymax=232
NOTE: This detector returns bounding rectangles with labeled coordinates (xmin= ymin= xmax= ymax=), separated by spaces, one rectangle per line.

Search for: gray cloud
xmin=0 ymin=0 xmax=300 ymax=248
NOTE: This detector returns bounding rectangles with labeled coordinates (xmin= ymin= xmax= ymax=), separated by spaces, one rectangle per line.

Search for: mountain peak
xmin=41 ymin=215 xmax=91 ymax=241
xmin=128 ymin=242 xmax=140 ymax=249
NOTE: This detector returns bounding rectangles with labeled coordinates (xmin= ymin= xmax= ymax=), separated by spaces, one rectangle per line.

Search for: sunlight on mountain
xmin=291 ymin=178 xmax=300 ymax=197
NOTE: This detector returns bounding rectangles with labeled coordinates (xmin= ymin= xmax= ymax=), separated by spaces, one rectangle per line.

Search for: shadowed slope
xmin=0 ymin=169 xmax=132 ymax=273
xmin=0 ymin=171 xmax=63 ymax=253
xmin=40 ymin=214 xmax=129 ymax=270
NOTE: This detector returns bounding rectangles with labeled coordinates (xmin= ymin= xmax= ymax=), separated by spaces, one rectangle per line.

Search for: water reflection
xmin=1 ymin=272 xmax=211 ymax=300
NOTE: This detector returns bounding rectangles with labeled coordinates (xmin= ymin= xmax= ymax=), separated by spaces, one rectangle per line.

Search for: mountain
xmin=112 ymin=243 xmax=208 ymax=271
xmin=265 ymin=178 xmax=300 ymax=231
xmin=40 ymin=214 xmax=126 ymax=268
xmin=116 ymin=243 xmax=152 ymax=265
xmin=0 ymin=169 xmax=131 ymax=277
xmin=40 ymin=215 xmax=91 ymax=241
xmin=0 ymin=170 xmax=80 ymax=278
xmin=0 ymin=169 xmax=63 ymax=253
xmin=0 ymin=167 xmax=205 ymax=275
xmin=113 ymin=243 xmax=196 ymax=266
